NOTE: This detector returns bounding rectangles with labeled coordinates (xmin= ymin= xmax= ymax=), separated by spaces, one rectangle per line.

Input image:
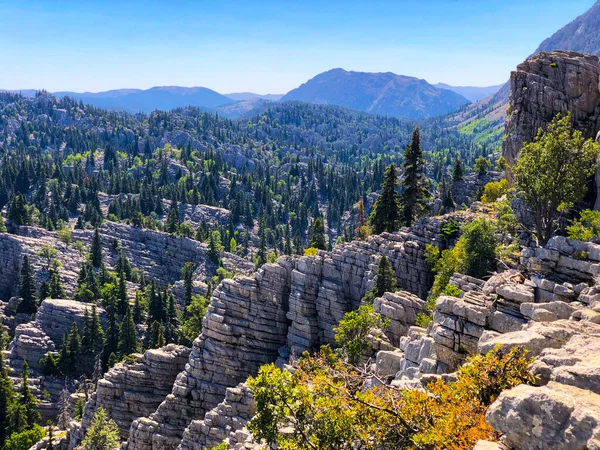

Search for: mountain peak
xmin=281 ymin=70 xmax=469 ymax=119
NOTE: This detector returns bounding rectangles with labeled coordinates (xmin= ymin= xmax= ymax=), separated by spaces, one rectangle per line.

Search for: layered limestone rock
xmin=503 ymin=51 xmax=600 ymax=168
xmin=450 ymin=171 xmax=503 ymax=208
xmin=72 ymin=344 xmax=190 ymax=445
xmin=0 ymin=222 xmax=253 ymax=301
xmin=35 ymin=299 xmax=106 ymax=347
xmin=127 ymin=261 xmax=293 ymax=450
xmin=125 ymin=211 xmax=469 ymax=450
xmin=178 ymin=384 xmax=257 ymax=450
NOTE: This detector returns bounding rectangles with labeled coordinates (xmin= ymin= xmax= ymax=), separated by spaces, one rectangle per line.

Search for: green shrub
xmin=430 ymin=238 xmax=466 ymax=299
xmin=441 ymin=220 xmax=460 ymax=240
xmin=4 ymin=425 xmax=45 ymax=450
xmin=442 ymin=284 xmax=462 ymax=297
xmin=567 ymin=210 xmax=600 ymax=242
xmin=415 ymin=312 xmax=432 ymax=328
xmin=481 ymin=178 xmax=509 ymax=203
xmin=463 ymin=218 xmax=497 ymax=279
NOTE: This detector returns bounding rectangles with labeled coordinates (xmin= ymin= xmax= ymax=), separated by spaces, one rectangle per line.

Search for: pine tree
xmin=309 ymin=217 xmax=327 ymax=250
xmin=90 ymin=228 xmax=102 ymax=268
xmin=17 ymin=255 xmax=38 ymax=315
xmin=368 ymin=164 xmax=402 ymax=234
xmin=452 ymin=158 xmax=464 ymax=182
xmin=166 ymin=199 xmax=180 ymax=234
xmin=181 ymin=262 xmax=194 ymax=309
xmin=400 ymin=127 xmax=430 ymax=226
xmin=102 ymin=302 xmax=119 ymax=370
xmin=68 ymin=322 xmax=82 ymax=368
xmin=148 ymin=321 xmax=165 ymax=349
xmin=19 ymin=361 xmax=40 ymax=429
xmin=133 ymin=291 xmax=144 ymax=323
xmin=57 ymin=386 xmax=71 ymax=430
xmin=372 ymin=255 xmax=396 ymax=298
xmin=80 ymin=408 xmax=120 ymax=450
xmin=166 ymin=293 xmax=178 ymax=343
xmin=117 ymin=271 xmax=128 ymax=316
xmin=0 ymin=352 xmax=14 ymax=446
xmin=118 ymin=306 xmax=138 ymax=357
xmin=256 ymin=220 xmax=267 ymax=267
xmin=48 ymin=261 xmax=66 ymax=298
xmin=207 ymin=231 xmax=221 ymax=265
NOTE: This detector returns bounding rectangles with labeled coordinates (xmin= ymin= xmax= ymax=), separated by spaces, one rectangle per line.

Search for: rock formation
xmin=502 ymin=51 xmax=600 ymax=173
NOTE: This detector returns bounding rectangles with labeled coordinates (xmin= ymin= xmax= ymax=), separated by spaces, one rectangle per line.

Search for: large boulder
xmin=486 ymin=382 xmax=600 ymax=450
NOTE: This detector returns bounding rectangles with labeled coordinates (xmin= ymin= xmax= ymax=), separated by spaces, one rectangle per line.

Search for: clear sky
xmin=0 ymin=0 xmax=594 ymax=94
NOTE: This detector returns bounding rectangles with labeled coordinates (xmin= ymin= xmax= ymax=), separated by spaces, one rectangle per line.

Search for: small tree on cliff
xmin=80 ymin=408 xmax=120 ymax=450
xmin=309 ymin=217 xmax=327 ymax=250
xmin=17 ymin=255 xmax=38 ymax=315
xmin=90 ymin=228 xmax=102 ymax=269
xmin=363 ymin=254 xmax=397 ymax=303
xmin=368 ymin=164 xmax=402 ymax=234
xmin=514 ymin=113 xmax=600 ymax=245
xmin=401 ymin=127 xmax=430 ymax=226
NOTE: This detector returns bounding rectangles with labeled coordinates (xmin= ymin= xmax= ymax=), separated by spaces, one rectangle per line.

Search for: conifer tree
xmin=102 ymin=302 xmax=119 ymax=369
xmin=57 ymin=386 xmax=71 ymax=430
xmin=452 ymin=158 xmax=464 ymax=182
xmin=400 ymin=127 xmax=430 ymax=226
xmin=117 ymin=271 xmax=128 ymax=316
xmin=48 ymin=261 xmax=66 ymax=298
xmin=0 ymin=352 xmax=14 ymax=446
xmin=181 ymin=262 xmax=194 ymax=309
xmin=80 ymin=408 xmax=120 ymax=450
xmin=19 ymin=361 xmax=40 ymax=429
xmin=17 ymin=255 xmax=38 ymax=315
xmin=309 ymin=217 xmax=327 ymax=250
xmin=118 ymin=306 xmax=138 ymax=357
xmin=133 ymin=291 xmax=144 ymax=323
xmin=256 ymin=220 xmax=267 ymax=267
xmin=166 ymin=199 xmax=180 ymax=234
xmin=90 ymin=228 xmax=102 ymax=268
xmin=368 ymin=164 xmax=402 ymax=234
xmin=363 ymin=254 xmax=397 ymax=303
xmin=148 ymin=321 xmax=165 ymax=349
xmin=68 ymin=322 xmax=82 ymax=367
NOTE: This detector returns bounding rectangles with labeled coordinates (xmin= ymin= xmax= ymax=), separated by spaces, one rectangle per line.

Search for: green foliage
xmin=79 ymin=407 xmax=120 ymax=450
xmin=463 ymin=218 xmax=497 ymax=279
xmin=494 ymin=201 xmax=521 ymax=235
xmin=90 ymin=228 xmax=103 ymax=268
xmin=424 ymin=243 xmax=441 ymax=270
xmin=16 ymin=256 xmax=37 ymax=315
xmin=118 ymin=306 xmax=139 ymax=357
xmin=308 ymin=217 xmax=327 ymax=250
xmin=363 ymin=254 xmax=397 ymax=303
xmin=442 ymin=284 xmax=463 ymax=297
xmin=441 ymin=219 xmax=460 ymax=240
xmin=368 ymin=164 xmax=402 ymax=234
xmin=430 ymin=238 xmax=466 ymax=299
xmin=401 ymin=127 xmax=430 ymax=226
xmin=452 ymin=158 xmax=464 ymax=181
xmin=474 ymin=156 xmax=491 ymax=176
xmin=334 ymin=305 xmax=389 ymax=363
xmin=181 ymin=295 xmax=209 ymax=345
xmin=567 ymin=210 xmax=600 ymax=242
xmin=248 ymin=345 xmax=534 ymax=450
xmin=481 ymin=178 xmax=509 ymax=203
xmin=514 ymin=113 xmax=600 ymax=245
xmin=4 ymin=424 xmax=45 ymax=450
xmin=415 ymin=313 xmax=432 ymax=328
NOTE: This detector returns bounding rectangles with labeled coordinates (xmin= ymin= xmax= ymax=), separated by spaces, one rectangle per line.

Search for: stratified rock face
xmin=127 ymin=261 xmax=294 ymax=450
xmin=76 ymin=345 xmax=190 ymax=442
xmin=502 ymin=51 xmax=600 ymax=168
xmin=8 ymin=322 xmax=54 ymax=370
xmin=178 ymin=384 xmax=257 ymax=450
xmin=126 ymin=211 xmax=467 ymax=450
xmin=450 ymin=171 xmax=503 ymax=208
xmin=0 ymin=222 xmax=254 ymax=301
xmin=35 ymin=299 xmax=106 ymax=347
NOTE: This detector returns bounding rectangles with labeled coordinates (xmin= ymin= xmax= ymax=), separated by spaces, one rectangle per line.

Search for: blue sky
xmin=0 ymin=0 xmax=594 ymax=94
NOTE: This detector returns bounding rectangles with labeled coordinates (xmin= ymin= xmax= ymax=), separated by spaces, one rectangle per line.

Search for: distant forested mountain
xmin=281 ymin=69 xmax=470 ymax=119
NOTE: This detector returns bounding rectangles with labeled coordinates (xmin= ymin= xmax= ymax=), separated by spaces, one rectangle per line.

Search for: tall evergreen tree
xmin=166 ymin=199 xmax=180 ymax=234
xmin=181 ymin=262 xmax=194 ymax=309
xmin=0 ymin=352 xmax=14 ymax=446
xmin=117 ymin=271 xmax=128 ymax=316
xmin=309 ymin=217 xmax=327 ymax=250
xmin=90 ymin=228 xmax=102 ymax=268
xmin=17 ymin=255 xmax=38 ymax=315
xmin=118 ymin=306 xmax=138 ymax=357
xmin=452 ymin=158 xmax=464 ymax=182
xmin=368 ymin=164 xmax=402 ymax=234
xmin=19 ymin=361 xmax=40 ymax=429
xmin=48 ymin=260 xmax=66 ymax=298
xmin=400 ymin=127 xmax=430 ymax=226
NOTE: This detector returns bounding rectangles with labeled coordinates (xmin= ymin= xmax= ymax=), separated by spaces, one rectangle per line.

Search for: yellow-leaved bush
xmin=248 ymin=345 xmax=534 ymax=450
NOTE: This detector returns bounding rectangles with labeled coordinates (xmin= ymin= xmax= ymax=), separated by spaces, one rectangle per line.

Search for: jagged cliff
xmin=502 ymin=51 xmax=600 ymax=168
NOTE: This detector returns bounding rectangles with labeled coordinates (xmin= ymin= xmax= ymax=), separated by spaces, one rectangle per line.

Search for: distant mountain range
xmin=51 ymin=86 xmax=234 ymax=114
xmin=225 ymin=92 xmax=282 ymax=101
xmin=280 ymin=69 xmax=470 ymax=119
xmin=433 ymin=83 xmax=504 ymax=102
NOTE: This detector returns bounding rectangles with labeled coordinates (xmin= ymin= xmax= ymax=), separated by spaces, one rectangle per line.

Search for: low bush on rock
xmin=248 ymin=346 xmax=534 ymax=450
